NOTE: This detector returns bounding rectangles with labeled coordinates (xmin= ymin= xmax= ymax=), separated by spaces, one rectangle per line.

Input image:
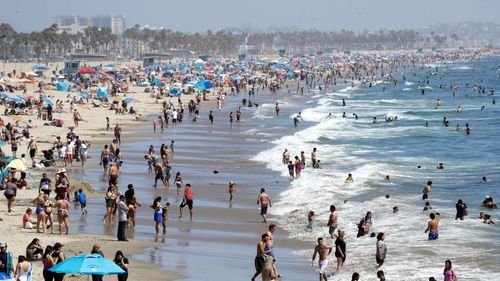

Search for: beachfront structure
xmin=55 ymin=14 xmax=126 ymax=35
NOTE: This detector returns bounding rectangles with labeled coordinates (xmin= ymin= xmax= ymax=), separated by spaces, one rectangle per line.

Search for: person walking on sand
xmin=209 ymin=110 xmax=214 ymax=126
xmin=228 ymin=181 xmax=237 ymax=202
xmin=312 ymin=237 xmax=333 ymax=281
xmin=114 ymin=251 xmax=129 ymax=281
xmin=257 ymin=188 xmax=272 ymax=223
xmin=251 ymin=234 xmax=272 ymax=281
xmin=56 ymin=196 xmax=69 ymax=235
xmin=327 ymin=205 xmax=338 ymax=238
xmin=376 ymin=232 xmax=387 ymax=267
xmin=73 ymin=109 xmax=81 ymax=127
xmin=275 ymin=102 xmax=280 ymax=116
xmin=179 ymin=184 xmax=194 ymax=221
xmin=114 ymin=124 xmax=122 ymax=145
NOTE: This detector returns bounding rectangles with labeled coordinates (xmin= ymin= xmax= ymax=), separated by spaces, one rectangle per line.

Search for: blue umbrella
xmin=0 ymin=273 xmax=13 ymax=280
xmin=41 ymin=98 xmax=53 ymax=105
xmin=169 ymin=88 xmax=180 ymax=95
xmin=196 ymin=80 xmax=213 ymax=91
xmin=32 ymin=65 xmax=48 ymax=71
xmin=50 ymin=254 xmax=125 ymax=275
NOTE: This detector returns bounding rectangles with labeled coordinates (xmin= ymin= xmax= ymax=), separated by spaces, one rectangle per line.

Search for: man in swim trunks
xmin=425 ymin=212 xmax=441 ymax=240
xmin=312 ymin=237 xmax=333 ymax=281
xmin=179 ymin=183 xmax=194 ymax=221
xmin=257 ymin=188 xmax=272 ymax=223
xmin=251 ymin=233 xmax=272 ymax=281
xmin=328 ymin=205 xmax=338 ymax=238
xmin=108 ymin=163 xmax=118 ymax=186
xmin=100 ymin=145 xmax=111 ymax=173
xmin=311 ymin=148 xmax=317 ymax=167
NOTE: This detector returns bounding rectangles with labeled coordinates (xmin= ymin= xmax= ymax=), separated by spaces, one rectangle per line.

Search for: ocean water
xmin=251 ymin=58 xmax=500 ymax=280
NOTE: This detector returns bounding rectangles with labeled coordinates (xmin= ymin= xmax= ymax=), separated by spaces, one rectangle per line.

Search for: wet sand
xmin=67 ymin=83 xmax=337 ymax=280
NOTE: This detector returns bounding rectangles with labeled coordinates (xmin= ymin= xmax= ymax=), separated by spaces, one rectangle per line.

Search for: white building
xmin=55 ymin=14 xmax=126 ymax=34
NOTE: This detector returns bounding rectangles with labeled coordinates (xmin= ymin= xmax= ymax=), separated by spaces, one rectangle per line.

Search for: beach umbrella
xmin=56 ymin=82 xmax=69 ymax=92
xmin=41 ymin=98 xmax=53 ymax=106
xmin=79 ymin=68 xmax=96 ymax=74
xmin=0 ymin=273 xmax=14 ymax=281
xmin=196 ymin=80 xmax=213 ymax=91
xmin=6 ymin=159 xmax=28 ymax=171
xmin=79 ymin=92 xmax=91 ymax=99
xmin=169 ymin=88 xmax=180 ymax=95
xmin=50 ymin=254 xmax=125 ymax=277
xmin=7 ymin=97 xmax=24 ymax=104
xmin=0 ymin=92 xmax=8 ymax=98
xmin=50 ymin=254 xmax=124 ymax=275
xmin=32 ymin=65 xmax=48 ymax=71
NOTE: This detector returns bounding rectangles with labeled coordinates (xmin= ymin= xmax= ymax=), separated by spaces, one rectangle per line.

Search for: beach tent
xmin=56 ymin=81 xmax=69 ymax=92
xmin=97 ymin=87 xmax=109 ymax=99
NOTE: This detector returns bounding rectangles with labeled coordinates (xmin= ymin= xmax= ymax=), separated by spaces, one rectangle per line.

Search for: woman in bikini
xmin=56 ymin=197 xmax=69 ymax=235
xmin=44 ymin=196 xmax=54 ymax=234
xmin=103 ymin=185 xmax=117 ymax=223
xmin=32 ymin=192 xmax=47 ymax=233
xmin=174 ymin=172 xmax=183 ymax=195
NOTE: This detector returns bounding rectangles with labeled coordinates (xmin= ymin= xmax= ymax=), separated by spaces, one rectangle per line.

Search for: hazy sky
xmin=2 ymin=0 xmax=499 ymax=32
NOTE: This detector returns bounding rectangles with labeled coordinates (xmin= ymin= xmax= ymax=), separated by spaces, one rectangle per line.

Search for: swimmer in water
xmin=424 ymin=212 xmax=441 ymax=240
xmin=481 ymin=176 xmax=489 ymax=183
xmin=393 ymin=206 xmax=399 ymax=213
xmin=345 ymin=173 xmax=353 ymax=184
xmin=437 ymin=163 xmax=444 ymax=170
xmin=384 ymin=175 xmax=390 ymax=181
xmin=423 ymin=201 xmax=432 ymax=211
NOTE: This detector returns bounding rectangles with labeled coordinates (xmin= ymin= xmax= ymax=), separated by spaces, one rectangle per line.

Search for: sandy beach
xmin=1 ymin=49 xmax=498 ymax=281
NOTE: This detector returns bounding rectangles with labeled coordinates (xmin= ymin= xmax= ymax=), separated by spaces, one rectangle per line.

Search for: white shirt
xmin=171 ymin=111 xmax=178 ymax=119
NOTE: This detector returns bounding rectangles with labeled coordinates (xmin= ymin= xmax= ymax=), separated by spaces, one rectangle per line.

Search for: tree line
xmin=0 ymin=22 xmax=455 ymax=61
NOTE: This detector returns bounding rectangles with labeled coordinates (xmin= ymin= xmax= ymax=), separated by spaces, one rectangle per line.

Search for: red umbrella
xmin=79 ymin=68 xmax=96 ymax=74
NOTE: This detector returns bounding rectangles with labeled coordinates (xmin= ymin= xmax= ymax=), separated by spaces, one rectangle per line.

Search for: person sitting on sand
xmin=22 ymin=208 xmax=35 ymax=229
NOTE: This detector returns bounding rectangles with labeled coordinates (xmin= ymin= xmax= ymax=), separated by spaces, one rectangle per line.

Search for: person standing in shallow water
xmin=425 ymin=212 xmax=441 ymax=240
xmin=376 ymin=232 xmax=387 ymax=266
xmin=312 ymin=237 xmax=333 ymax=281
xmin=257 ymin=188 xmax=272 ymax=223
xmin=443 ymin=260 xmax=457 ymax=281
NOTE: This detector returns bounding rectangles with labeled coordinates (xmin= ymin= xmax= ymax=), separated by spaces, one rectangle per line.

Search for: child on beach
xmin=287 ymin=161 xmax=295 ymax=178
xmin=307 ymin=211 xmax=315 ymax=230
xmin=161 ymin=203 xmax=170 ymax=234
xmin=78 ymin=189 xmax=87 ymax=215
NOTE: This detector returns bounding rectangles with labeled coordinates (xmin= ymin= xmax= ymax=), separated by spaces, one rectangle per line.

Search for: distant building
xmin=55 ymin=14 xmax=126 ymax=35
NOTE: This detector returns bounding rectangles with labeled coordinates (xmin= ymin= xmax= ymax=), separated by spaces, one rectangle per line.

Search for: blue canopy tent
xmin=56 ymin=81 xmax=69 ymax=92
xmin=0 ymin=92 xmax=8 ymax=98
